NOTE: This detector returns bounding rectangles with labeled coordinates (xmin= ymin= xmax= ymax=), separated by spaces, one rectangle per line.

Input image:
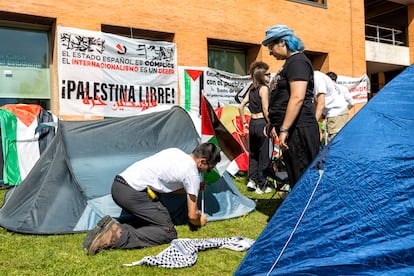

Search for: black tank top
xmin=248 ymin=85 xmax=267 ymax=114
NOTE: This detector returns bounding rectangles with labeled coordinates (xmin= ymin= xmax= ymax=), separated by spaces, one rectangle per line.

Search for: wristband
xmin=280 ymin=127 xmax=289 ymax=133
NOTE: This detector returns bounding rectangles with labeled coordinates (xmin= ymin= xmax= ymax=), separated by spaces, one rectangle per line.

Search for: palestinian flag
xmin=214 ymin=105 xmax=250 ymax=171
xmin=0 ymin=104 xmax=57 ymax=186
xmin=182 ymin=68 xmax=203 ymax=114
xmin=201 ymin=95 xmax=248 ymax=178
xmin=180 ymin=67 xmax=249 ymax=177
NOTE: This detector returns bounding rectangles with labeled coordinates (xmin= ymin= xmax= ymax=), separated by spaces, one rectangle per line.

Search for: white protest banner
xmin=203 ymin=68 xmax=251 ymax=107
xmin=178 ymin=66 xmax=251 ymax=115
xmin=337 ymin=74 xmax=370 ymax=104
xmin=58 ymin=26 xmax=177 ymax=117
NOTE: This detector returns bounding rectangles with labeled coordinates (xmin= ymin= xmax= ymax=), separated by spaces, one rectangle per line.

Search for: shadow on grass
xmin=254 ymin=198 xmax=284 ymax=222
xmin=232 ymin=172 xmax=286 ymax=222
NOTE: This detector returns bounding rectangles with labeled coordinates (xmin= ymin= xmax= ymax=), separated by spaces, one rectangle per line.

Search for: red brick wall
xmin=1 ymin=0 xmax=367 ymax=116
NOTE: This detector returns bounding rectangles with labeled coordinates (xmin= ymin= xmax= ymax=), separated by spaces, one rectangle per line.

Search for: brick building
xmin=0 ymin=0 xmax=412 ymax=117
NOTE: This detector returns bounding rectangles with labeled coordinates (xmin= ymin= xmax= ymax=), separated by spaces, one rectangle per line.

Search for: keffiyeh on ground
xmin=123 ymin=236 xmax=255 ymax=268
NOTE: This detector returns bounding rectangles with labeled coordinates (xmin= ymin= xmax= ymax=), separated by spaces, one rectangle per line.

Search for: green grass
xmin=0 ymin=174 xmax=284 ymax=275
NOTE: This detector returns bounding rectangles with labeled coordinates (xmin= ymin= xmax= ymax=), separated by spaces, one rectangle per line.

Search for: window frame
xmin=207 ymin=38 xmax=260 ymax=76
xmin=0 ymin=11 xmax=54 ymax=110
xmin=101 ymin=24 xmax=174 ymax=42
xmin=288 ymin=0 xmax=327 ymax=8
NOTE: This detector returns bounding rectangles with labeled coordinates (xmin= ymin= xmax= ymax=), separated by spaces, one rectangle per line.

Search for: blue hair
xmin=282 ymin=35 xmax=305 ymax=52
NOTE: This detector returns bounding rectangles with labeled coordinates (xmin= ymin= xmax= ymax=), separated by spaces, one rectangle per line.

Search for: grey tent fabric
xmin=0 ymin=106 xmax=255 ymax=234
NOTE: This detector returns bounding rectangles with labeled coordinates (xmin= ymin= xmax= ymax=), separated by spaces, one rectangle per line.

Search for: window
xmin=304 ymin=50 xmax=328 ymax=71
xmin=208 ymin=47 xmax=246 ymax=75
xmin=0 ymin=12 xmax=54 ymax=109
xmin=208 ymin=39 xmax=260 ymax=76
xmin=101 ymin=25 xmax=174 ymax=42
xmin=289 ymin=0 xmax=326 ymax=7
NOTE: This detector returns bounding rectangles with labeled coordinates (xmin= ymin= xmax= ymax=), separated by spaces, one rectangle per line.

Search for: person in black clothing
xmin=238 ymin=61 xmax=273 ymax=194
xmin=262 ymin=25 xmax=320 ymax=187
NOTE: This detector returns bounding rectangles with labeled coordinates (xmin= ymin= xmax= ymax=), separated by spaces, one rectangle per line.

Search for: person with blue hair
xmin=262 ymin=25 xmax=320 ymax=187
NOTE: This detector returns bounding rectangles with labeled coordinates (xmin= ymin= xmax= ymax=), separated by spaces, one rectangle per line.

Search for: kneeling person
xmin=83 ymin=142 xmax=221 ymax=255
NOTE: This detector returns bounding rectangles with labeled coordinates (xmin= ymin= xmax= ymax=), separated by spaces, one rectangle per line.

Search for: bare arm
xmin=342 ymin=86 xmax=354 ymax=109
xmin=282 ymin=80 xmax=307 ymax=129
xmin=261 ymin=86 xmax=275 ymax=137
xmin=187 ymin=193 xmax=207 ymax=226
xmin=238 ymin=92 xmax=250 ymax=130
xmin=239 ymin=91 xmax=250 ymax=127
xmin=259 ymin=85 xmax=270 ymax=122
xmin=314 ymin=93 xmax=325 ymax=121
xmin=279 ymin=80 xmax=307 ymax=150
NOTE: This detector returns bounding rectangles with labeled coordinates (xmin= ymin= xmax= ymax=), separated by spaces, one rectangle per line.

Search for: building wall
xmin=0 ymin=0 xmax=367 ymax=116
xmin=408 ymin=5 xmax=414 ymax=65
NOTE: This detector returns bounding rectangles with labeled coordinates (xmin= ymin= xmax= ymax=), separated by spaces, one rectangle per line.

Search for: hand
xmin=188 ymin=213 xmax=207 ymax=230
xmin=243 ymin=124 xmax=249 ymax=135
xmin=279 ymin=131 xmax=289 ymax=151
xmin=263 ymin=123 xmax=273 ymax=138
xmin=199 ymin=214 xmax=208 ymax=226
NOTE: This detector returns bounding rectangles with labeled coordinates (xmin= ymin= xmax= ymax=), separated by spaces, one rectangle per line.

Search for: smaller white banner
xmin=337 ymin=74 xmax=370 ymax=104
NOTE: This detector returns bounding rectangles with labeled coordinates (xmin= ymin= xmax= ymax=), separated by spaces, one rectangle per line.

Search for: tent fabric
xmin=235 ymin=65 xmax=414 ymax=275
xmin=0 ymin=106 xmax=255 ymax=234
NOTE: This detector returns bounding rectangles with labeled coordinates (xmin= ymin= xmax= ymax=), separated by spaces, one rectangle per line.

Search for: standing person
xmin=262 ymin=25 xmax=320 ymax=187
xmin=313 ymin=70 xmax=338 ymax=145
xmin=322 ymin=71 xmax=355 ymax=142
xmin=83 ymin=142 xmax=221 ymax=255
xmin=313 ymin=71 xmax=336 ymax=122
xmin=238 ymin=61 xmax=273 ymax=194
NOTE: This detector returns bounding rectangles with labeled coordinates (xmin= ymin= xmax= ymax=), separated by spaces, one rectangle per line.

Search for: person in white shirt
xmin=314 ymin=71 xmax=354 ymax=143
xmin=326 ymin=71 xmax=354 ymax=110
xmin=83 ymin=142 xmax=221 ymax=255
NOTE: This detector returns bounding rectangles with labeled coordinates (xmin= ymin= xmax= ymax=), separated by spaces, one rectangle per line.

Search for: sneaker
xmin=254 ymin=187 xmax=264 ymax=194
xmin=82 ymin=215 xmax=113 ymax=249
xmin=246 ymin=180 xmax=257 ymax=191
xmin=255 ymin=186 xmax=272 ymax=194
xmin=263 ymin=187 xmax=272 ymax=193
xmin=87 ymin=218 xmax=122 ymax=255
xmin=281 ymin=184 xmax=291 ymax=192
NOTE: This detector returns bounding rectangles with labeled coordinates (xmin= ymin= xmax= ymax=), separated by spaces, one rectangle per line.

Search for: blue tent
xmin=0 ymin=106 xmax=255 ymax=234
xmin=235 ymin=66 xmax=414 ymax=275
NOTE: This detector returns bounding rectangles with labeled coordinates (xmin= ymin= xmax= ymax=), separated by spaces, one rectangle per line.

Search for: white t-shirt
xmin=119 ymin=148 xmax=200 ymax=196
xmin=313 ymin=71 xmax=350 ymax=118
xmin=335 ymin=83 xmax=354 ymax=107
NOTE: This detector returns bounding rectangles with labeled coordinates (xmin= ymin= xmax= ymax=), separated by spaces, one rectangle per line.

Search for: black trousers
xmin=248 ymin=118 xmax=272 ymax=188
xmin=282 ymin=123 xmax=320 ymax=187
xmin=111 ymin=179 xmax=177 ymax=249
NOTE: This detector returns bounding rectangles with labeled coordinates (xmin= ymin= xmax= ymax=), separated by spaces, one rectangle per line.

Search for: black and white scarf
xmin=123 ymin=236 xmax=254 ymax=268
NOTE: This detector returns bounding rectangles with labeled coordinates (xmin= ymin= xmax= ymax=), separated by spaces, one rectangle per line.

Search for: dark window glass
xmin=208 ymin=47 xmax=247 ymax=75
xmin=0 ymin=26 xmax=50 ymax=108
xmin=289 ymin=0 xmax=326 ymax=7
